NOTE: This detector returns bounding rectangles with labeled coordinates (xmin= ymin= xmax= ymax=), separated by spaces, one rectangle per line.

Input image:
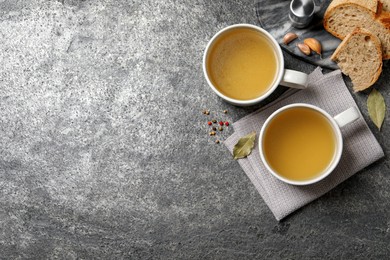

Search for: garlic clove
xmin=297 ymin=43 xmax=311 ymax=56
xmin=283 ymin=32 xmax=298 ymax=45
xmin=304 ymin=38 xmax=322 ymax=55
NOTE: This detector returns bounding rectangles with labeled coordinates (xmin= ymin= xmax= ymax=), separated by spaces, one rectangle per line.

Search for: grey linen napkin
xmin=224 ymin=67 xmax=384 ymax=221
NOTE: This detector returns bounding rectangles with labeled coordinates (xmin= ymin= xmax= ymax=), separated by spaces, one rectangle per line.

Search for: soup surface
xmin=263 ymin=107 xmax=337 ymax=181
xmin=207 ymin=28 xmax=278 ymax=100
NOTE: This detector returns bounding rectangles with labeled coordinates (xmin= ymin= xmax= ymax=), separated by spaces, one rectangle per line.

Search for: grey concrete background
xmin=0 ymin=0 xmax=389 ymax=259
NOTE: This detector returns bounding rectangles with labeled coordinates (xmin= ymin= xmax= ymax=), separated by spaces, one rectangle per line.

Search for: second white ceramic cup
xmin=259 ymin=103 xmax=360 ymax=186
xmin=203 ymin=24 xmax=308 ymax=106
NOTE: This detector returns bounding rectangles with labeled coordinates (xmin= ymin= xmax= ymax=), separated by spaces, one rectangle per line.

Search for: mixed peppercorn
xmin=202 ymin=109 xmax=230 ymax=144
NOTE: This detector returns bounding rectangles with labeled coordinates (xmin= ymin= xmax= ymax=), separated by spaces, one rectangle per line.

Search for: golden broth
xmin=206 ymin=28 xmax=278 ymax=100
xmin=263 ymin=107 xmax=337 ymax=181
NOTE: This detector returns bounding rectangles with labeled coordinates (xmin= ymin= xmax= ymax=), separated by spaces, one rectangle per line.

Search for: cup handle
xmin=333 ymin=107 xmax=360 ymax=128
xmin=280 ymin=69 xmax=308 ymax=89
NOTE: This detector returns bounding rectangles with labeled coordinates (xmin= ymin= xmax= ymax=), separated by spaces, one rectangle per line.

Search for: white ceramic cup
xmin=259 ymin=103 xmax=360 ymax=186
xmin=203 ymin=24 xmax=308 ymax=106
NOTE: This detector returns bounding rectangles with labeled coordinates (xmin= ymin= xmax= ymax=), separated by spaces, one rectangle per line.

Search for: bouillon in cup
xmin=203 ymin=24 xmax=308 ymax=106
xmin=259 ymin=104 xmax=360 ymax=185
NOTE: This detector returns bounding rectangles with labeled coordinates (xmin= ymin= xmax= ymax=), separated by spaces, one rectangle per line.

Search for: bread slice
xmin=331 ymin=28 xmax=383 ymax=91
xmin=380 ymin=0 xmax=390 ymax=12
xmin=324 ymin=0 xmax=390 ymax=59
xmin=327 ymin=0 xmax=379 ymax=14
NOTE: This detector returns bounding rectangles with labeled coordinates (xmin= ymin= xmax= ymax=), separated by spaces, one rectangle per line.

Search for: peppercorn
xmin=218 ymin=126 xmax=223 ymax=131
xmin=225 ymin=121 xmax=229 ymax=126
xmin=207 ymin=121 xmax=212 ymax=126
xmin=209 ymin=131 xmax=216 ymax=136
xmin=212 ymin=119 xmax=217 ymax=123
xmin=212 ymin=127 xmax=217 ymax=131
xmin=223 ymin=110 xmax=228 ymax=114
xmin=215 ymin=140 xmax=220 ymax=144
xmin=219 ymin=121 xmax=223 ymax=126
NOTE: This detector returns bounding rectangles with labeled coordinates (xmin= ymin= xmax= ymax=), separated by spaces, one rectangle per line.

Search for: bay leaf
xmin=233 ymin=131 xmax=256 ymax=160
xmin=367 ymin=88 xmax=386 ymax=130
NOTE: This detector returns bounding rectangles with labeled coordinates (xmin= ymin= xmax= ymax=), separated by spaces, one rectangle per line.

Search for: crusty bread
xmin=324 ymin=0 xmax=390 ymax=59
xmin=380 ymin=0 xmax=390 ymax=12
xmin=327 ymin=0 xmax=378 ymax=13
xmin=331 ymin=28 xmax=383 ymax=91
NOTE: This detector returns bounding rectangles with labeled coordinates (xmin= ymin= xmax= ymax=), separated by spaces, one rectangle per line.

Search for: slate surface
xmin=0 ymin=0 xmax=389 ymax=259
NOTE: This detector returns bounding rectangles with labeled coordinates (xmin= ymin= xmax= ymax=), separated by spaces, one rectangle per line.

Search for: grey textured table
xmin=0 ymin=0 xmax=389 ymax=259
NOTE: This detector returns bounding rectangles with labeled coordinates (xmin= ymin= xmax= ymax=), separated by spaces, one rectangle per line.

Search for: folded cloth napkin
xmin=224 ymin=67 xmax=384 ymax=221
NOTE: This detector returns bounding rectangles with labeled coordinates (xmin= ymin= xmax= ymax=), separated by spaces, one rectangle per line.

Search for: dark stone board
xmin=255 ymin=0 xmax=341 ymax=69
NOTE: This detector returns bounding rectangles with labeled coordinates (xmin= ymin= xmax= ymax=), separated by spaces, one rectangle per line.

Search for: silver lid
xmin=289 ymin=0 xmax=315 ymax=28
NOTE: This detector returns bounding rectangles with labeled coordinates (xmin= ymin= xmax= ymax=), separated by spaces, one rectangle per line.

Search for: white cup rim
xmin=259 ymin=103 xmax=343 ymax=186
xmin=202 ymin=24 xmax=284 ymax=106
